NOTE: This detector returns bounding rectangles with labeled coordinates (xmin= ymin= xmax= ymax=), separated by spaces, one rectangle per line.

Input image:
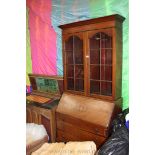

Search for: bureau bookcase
xmin=56 ymin=14 xmax=125 ymax=148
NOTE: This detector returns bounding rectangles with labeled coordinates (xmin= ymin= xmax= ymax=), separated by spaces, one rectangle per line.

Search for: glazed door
xmin=87 ymin=29 xmax=113 ymax=99
xmin=63 ymin=33 xmax=84 ymax=94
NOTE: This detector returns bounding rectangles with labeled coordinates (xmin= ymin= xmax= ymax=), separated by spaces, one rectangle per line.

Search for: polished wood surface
xmin=56 ymin=93 xmax=115 ymax=127
xmin=28 ymin=73 xmax=63 ymax=80
xmin=59 ymin=14 xmax=125 ymax=29
xmin=26 ymin=95 xmax=51 ymax=104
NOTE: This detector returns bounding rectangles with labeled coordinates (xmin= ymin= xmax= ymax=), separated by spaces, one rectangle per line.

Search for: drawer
xmin=56 ymin=128 xmax=106 ymax=149
xmin=56 ymin=129 xmax=77 ymax=142
xmin=56 ymin=112 xmax=109 ymax=137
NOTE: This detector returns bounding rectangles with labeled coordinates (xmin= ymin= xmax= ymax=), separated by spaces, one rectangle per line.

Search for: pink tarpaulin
xmin=27 ymin=0 xmax=57 ymax=75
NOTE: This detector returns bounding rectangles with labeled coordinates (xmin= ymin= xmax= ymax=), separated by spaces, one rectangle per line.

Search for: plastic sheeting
xmin=98 ymin=109 xmax=129 ymax=155
xmin=51 ymin=0 xmax=129 ymax=109
xmin=27 ymin=0 xmax=57 ymax=75
xmin=51 ymin=0 xmax=91 ymax=75
xmin=26 ymin=123 xmax=48 ymax=145
xmin=98 ymin=125 xmax=129 ymax=155
xmin=26 ymin=8 xmax=32 ymax=85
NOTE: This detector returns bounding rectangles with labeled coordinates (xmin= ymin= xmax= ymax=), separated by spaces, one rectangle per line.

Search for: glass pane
xmin=90 ymin=65 xmax=100 ymax=80
xmin=101 ymin=66 xmax=105 ymax=80
xmin=74 ymin=36 xmax=83 ymax=64
xmin=66 ymin=51 xmax=73 ymax=64
xmin=90 ymin=50 xmax=100 ymax=64
xmin=36 ymin=78 xmax=59 ymax=93
xmin=105 ymin=66 xmax=112 ymax=81
xmin=101 ymin=49 xmax=112 ymax=65
xmin=101 ymin=33 xmax=106 ymax=48
xmin=67 ymin=65 xmax=74 ymax=77
xmin=101 ymin=66 xmax=112 ymax=81
xmin=65 ymin=37 xmax=73 ymax=51
xmin=75 ymin=79 xmax=84 ymax=91
xmin=106 ymin=36 xmax=112 ymax=48
xmin=101 ymin=33 xmax=112 ymax=48
xmin=105 ymin=49 xmax=112 ymax=65
xmin=36 ymin=78 xmax=45 ymax=91
xmin=74 ymin=36 xmax=83 ymax=51
xmin=48 ymin=79 xmax=59 ymax=93
xmin=75 ymin=65 xmax=84 ymax=78
xmin=101 ymin=49 xmax=105 ymax=64
xmin=101 ymin=82 xmax=112 ymax=96
xmin=67 ymin=78 xmax=74 ymax=90
xmin=90 ymin=80 xmax=100 ymax=94
xmin=89 ymin=33 xmax=100 ymax=50
xmin=75 ymin=50 xmax=83 ymax=64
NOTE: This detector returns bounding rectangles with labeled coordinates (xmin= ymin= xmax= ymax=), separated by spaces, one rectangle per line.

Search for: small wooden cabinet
xmin=26 ymin=104 xmax=57 ymax=142
xmin=26 ymin=74 xmax=63 ymax=142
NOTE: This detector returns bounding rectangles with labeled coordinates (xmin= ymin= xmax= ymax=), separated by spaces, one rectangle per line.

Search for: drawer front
xmin=56 ymin=112 xmax=109 ymax=137
xmin=56 ymin=128 xmax=106 ymax=149
xmin=57 ymin=129 xmax=77 ymax=142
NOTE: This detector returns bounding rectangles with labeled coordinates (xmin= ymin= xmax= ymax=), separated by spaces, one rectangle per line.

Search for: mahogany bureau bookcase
xmin=56 ymin=14 xmax=125 ymax=148
xmin=26 ymin=74 xmax=63 ymax=142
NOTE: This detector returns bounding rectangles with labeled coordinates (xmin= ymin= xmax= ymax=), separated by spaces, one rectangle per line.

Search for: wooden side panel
xmin=57 ymin=80 xmax=64 ymax=95
xmin=39 ymin=106 xmax=57 ymax=142
xmin=31 ymin=110 xmax=39 ymax=124
xmin=115 ymin=24 xmax=123 ymax=100
xmin=26 ymin=108 xmax=32 ymax=123
xmin=41 ymin=115 xmax=51 ymax=142
xmin=29 ymin=76 xmax=37 ymax=90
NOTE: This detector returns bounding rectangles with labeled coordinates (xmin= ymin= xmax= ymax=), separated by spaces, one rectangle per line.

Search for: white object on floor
xmin=32 ymin=141 xmax=96 ymax=155
xmin=26 ymin=123 xmax=48 ymax=145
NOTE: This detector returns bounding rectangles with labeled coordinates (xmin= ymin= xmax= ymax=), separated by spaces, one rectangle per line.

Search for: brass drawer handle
xmin=95 ymin=128 xmax=99 ymax=133
xmin=62 ymin=135 xmax=65 ymax=141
